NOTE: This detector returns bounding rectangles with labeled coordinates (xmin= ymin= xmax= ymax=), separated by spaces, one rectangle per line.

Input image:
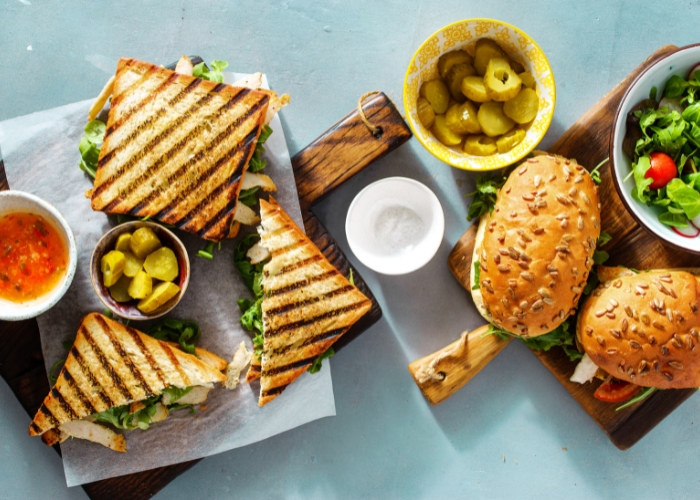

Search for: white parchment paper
xmin=0 ymin=73 xmax=336 ymax=487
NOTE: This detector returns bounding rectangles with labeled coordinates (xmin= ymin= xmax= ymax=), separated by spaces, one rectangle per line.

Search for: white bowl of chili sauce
xmin=0 ymin=191 xmax=77 ymax=320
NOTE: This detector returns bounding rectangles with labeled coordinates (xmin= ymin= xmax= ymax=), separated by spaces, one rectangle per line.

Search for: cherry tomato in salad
xmin=593 ymin=377 xmax=641 ymax=403
xmin=645 ymin=152 xmax=677 ymax=190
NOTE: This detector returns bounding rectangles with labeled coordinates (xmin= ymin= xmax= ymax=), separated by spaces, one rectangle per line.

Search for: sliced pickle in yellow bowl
xmin=420 ymin=79 xmax=450 ymax=114
xmin=477 ymin=101 xmax=515 ymax=137
xmin=484 ymin=58 xmax=521 ymax=102
xmin=461 ymin=76 xmax=489 ymax=103
xmin=128 ymin=270 xmax=152 ymax=299
xmin=503 ymin=88 xmax=539 ymax=124
xmin=446 ymin=102 xmax=481 ymax=135
xmin=463 ymin=135 xmax=498 ymax=156
xmin=109 ymin=274 xmax=133 ymax=303
xmin=518 ymin=72 xmax=536 ymax=90
xmin=431 ymin=114 xmax=463 ymax=146
xmin=445 ymin=62 xmax=476 ymax=102
xmin=101 ymin=250 xmax=125 ymax=287
xmin=496 ymin=128 xmax=526 ymax=154
xmin=417 ymin=97 xmax=436 ymax=129
xmin=122 ymin=251 xmax=145 ymax=278
xmin=115 ymin=233 xmax=132 ymax=252
xmin=438 ymin=50 xmax=473 ymax=79
xmin=474 ymin=38 xmax=509 ymax=76
xmin=144 ymin=247 xmax=179 ymax=282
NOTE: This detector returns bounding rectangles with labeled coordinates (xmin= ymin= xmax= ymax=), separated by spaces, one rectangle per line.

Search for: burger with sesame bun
xmin=468 ymin=153 xmax=608 ymax=361
xmin=570 ymin=266 xmax=700 ymax=408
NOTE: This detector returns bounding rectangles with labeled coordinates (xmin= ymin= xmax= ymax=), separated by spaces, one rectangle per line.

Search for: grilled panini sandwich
xmin=90 ymin=57 xmax=271 ymax=241
xmin=245 ymin=197 xmax=372 ymax=406
xmin=29 ymin=313 xmax=226 ymax=452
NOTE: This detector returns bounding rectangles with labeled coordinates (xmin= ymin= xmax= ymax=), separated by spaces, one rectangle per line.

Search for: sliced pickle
xmin=138 ymin=282 xmax=180 ymax=314
xmin=461 ymin=76 xmax=489 ymax=102
xmin=101 ymin=250 xmax=125 ymax=288
xmin=109 ymin=274 xmax=133 ymax=303
xmin=128 ymin=270 xmax=152 ymax=299
xmin=446 ymin=102 xmax=481 ymax=135
xmin=438 ymin=50 xmax=473 ymax=79
xmin=474 ymin=38 xmax=508 ymax=76
xmin=484 ymin=58 xmax=522 ymax=101
xmin=420 ymin=79 xmax=450 ymax=114
xmin=144 ymin=247 xmax=179 ymax=282
xmin=130 ymin=227 xmax=162 ymax=259
xmin=477 ymin=101 xmax=515 ymax=137
xmin=115 ymin=233 xmax=132 ymax=252
xmin=508 ymin=58 xmax=525 ymax=74
xmin=518 ymin=72 xmax=536 ymax=90
xmin=503 ymin=88 xmax=539 ymax=124
xmin=463 ymin=135 xmax=498 ymax=156
xmin=122 ymin=251 xmax=145 ymax=278
xmin=417 ymin=97 xmax=436 ymax=129
xmin=445 ymin=62 xmax=476 ymax=102
xmin=431 ymin=114 xmax=463 ymax=146
xmin=496 ymin=128 xmax=526 ymax=154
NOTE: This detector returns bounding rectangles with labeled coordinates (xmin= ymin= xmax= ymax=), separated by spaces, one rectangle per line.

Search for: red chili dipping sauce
xmin=0 ymin=212 xmax=68 ymax=303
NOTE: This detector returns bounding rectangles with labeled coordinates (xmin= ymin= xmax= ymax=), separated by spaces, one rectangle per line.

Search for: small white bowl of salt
xmin=345 ymin=177 xmax=444 ymax=275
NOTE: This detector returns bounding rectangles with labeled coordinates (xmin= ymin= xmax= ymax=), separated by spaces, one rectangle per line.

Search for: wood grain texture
xmin=0 ymin=89 xmax=408 ymax=497
xmin=292 ymin=92 xmax=412 ymax=210
xmin=446 ymin=45 xmax=693 ymax=449
xmin=408 ymin=325 xmax=510 ymax=405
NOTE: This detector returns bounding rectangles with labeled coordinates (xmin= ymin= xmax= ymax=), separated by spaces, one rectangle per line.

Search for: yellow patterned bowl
xmin=403 ymin=19 xmax=556 ymax=171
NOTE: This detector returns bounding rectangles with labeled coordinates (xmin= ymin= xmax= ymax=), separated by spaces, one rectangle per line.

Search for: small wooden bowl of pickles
xmin=90 ymin=221 xmax=190 ymax=320
xmin=403 ymin=19 xmax=556 ymax=171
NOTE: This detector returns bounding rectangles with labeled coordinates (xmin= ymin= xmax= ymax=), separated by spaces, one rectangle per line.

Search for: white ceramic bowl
xmin=611 ymin=44 xmax=700 ymax=254
xmin=345 ymin=177 xmax=444 ymax=275
xmin=0 ymin=191 xmax=77 ymax=320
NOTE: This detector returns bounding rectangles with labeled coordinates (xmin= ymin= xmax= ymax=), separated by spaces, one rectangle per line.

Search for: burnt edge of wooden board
xmin=0 ymin=90 xmax=405 ymax=498
xmin=448 ymin=45 xmax=700 ymax=450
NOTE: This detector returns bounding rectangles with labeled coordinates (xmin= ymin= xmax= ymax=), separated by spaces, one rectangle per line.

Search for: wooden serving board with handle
xmin=412 ymin=45 xmax=697 ymax=450
xmin=0 ymin=91 xmax=411 ymax=499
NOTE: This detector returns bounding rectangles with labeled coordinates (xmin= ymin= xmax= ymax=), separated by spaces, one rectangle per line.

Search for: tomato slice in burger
xmin=593 ymin=377 xmax=641 ymax=403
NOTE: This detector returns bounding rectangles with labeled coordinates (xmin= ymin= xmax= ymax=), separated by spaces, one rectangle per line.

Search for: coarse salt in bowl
xmin=345 ymin=177 xmax=444 ymax=275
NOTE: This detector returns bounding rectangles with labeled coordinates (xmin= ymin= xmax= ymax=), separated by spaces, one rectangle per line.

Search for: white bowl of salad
xmin=611 ymin=43 xmax=700 ymax=253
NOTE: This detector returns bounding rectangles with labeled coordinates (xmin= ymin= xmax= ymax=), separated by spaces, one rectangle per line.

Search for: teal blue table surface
xmin=2 ymin=1 xmax=700 ymax=498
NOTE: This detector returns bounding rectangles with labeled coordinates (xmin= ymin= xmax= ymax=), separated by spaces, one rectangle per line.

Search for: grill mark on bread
xmin=264 ymin=301 xmax=369 ymax=338
xmin=272 ymin=328 xmax=346 ymax=357
xmin=158 ymin=342 xmax=191 ymax=387
xmin=38 ymin=404 xmax=60 ymax=428
xmin=269 ymin=238 xmax=313 ymax=258
xmin=50 ymin=387 xmax=79 ymax=421
xmin=126 ymin=326 xmax=166 ymax=387
xmin=105 ymin=93 xmax=262 ymax=215
xmin=261 ymin=384 xmax=288 ymax=398
xmin=108 ymin=62 xmax=158 ymax=109
xmin=94 ymin=91 xmax=215 ymax=199
xmin=96 ymin=314 xmax=157 ymax=397
xmin=29 ymin=422 xmax=42 ymax=435
xmin=247 ymin=364 xmax=261 ymax=374
xmin=262 ymin=357 xmax=314 ymax=377
xmin=62 ymin=368 xmax=97 ymax=415
xmin=70 ymin=346 xmax=114 ymax=408
xmin=105 ymin=72 xmax=180 ymax=139
xmin=128 ymin=119 xmax=253 ymax=217
xmin=265 ymin=286 xmax=355 ymax=316
xmin=266 ymin=269 xmax=340 ymax=297
xmin=80 ymin=326 xmax=134 ymax=401
xmin=271 ymin=254 xmax=324 ymax=277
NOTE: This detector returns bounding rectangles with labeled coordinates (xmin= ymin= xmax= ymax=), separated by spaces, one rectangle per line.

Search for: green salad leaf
xmin=93 ymin=395 xmax=161 ymax=431
xmin=161 ymin=385 xmax=193 ymax=403
xmin=234 ymin=235 xmax=266 ymax=357
xmin=238 ymin=186 xmax=261 ymax=207
xmin=484 ymin=322 xmax=582 ymax=362
xmin=193 ymin=59 xmax=228 ymax=83
xmin=78 ymin=120 xmax=106 ymax=179
xmin=465 ymin=174 xmax=507 ymax=221
xmin=615 ymin=387 xmax=657 ymax=411
xmin=471 ymin=260 xmax=481 ymax=290
xmin=308 ymin=348 xmax=335 ymax=374
xmin=145 ymin=318 xmax=201 ymax=355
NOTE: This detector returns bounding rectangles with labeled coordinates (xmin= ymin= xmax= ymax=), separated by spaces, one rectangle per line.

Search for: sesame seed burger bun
xmin=578 ymin=268 xmax=700 ymax=389
xmin=471 ymin=154 xmax=601 ymax=337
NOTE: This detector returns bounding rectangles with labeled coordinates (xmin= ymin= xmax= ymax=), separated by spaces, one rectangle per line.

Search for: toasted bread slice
xmin=250 ymin=197 xmax=372 ymax=405
xmin=29 ymin=313 xmax=226 ymax=438
xmin=90 ymin=57 xmax=270 ymax=242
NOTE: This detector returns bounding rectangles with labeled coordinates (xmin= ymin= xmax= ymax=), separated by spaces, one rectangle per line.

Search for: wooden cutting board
xmin=0 ymin=91 xmax=411 ymax=499
xmin=447 ymin=45 xmax=696 ymax=450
